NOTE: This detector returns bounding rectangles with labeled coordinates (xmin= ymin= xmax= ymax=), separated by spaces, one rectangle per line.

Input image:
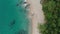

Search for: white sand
xmin=27 ymin=0 xmax=45 ymax=34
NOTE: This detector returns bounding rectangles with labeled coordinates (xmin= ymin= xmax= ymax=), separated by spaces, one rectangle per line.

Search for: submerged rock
xmin=10 ymin=20 xmax=15 ymax=26
xmin=9 ymin=20 xmax=16 ymax=29
xmin=15 ymin=29 xmax=27 ymax=34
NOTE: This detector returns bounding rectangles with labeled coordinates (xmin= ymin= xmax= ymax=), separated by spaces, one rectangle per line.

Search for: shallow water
xmin=0 ymin=0 xmax=29 ymax=34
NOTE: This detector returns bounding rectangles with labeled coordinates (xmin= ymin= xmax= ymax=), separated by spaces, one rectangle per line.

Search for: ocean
xmin=0 ymin=0 xmax=29 ymax=34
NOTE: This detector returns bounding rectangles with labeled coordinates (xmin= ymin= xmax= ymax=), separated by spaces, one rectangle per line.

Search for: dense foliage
xmin=39 ymin=0 xmax=60 ymax=34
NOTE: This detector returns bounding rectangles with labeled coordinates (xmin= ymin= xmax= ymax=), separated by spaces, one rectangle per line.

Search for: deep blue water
xmin=0 ymin=0 xmax=29 ymax=34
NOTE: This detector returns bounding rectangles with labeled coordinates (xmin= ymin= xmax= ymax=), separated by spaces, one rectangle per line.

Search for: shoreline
xmin=27 ymin=0 xmax=45 ymax=34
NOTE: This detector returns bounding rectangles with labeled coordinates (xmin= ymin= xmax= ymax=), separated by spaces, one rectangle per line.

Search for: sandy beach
xmin=27 ymin=0 xmax=45 ymax=34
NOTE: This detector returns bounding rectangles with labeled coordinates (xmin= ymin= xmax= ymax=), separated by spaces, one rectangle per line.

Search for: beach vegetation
xmin=39 ymin=0 xmax=60 ymax=34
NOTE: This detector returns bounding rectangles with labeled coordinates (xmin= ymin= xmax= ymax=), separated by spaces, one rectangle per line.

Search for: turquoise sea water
xmin=0 ymin=0 xmax=29 ymax=34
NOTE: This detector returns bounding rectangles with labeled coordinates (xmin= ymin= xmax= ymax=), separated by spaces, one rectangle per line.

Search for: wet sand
xmin=27 ymin=0 xmax=45 ymax=34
